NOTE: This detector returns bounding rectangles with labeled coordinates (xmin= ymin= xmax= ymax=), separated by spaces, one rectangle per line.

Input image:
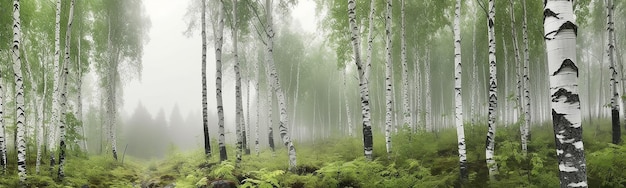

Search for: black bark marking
xmin=543 ymin=8 xmax=559 ymax=22
xmin=556 ymin=21 xmax=578 ymax=36
xmin=612 ymin=109 xmax=621 ymax=144
xmin=552 ymin=59 xmax=579 ymax=77
xmin=551 ymin=109 xmax=587 ymax=186
xmin=488 ymin=18 xmax=494 ymax=28
xmin=551 ymin=88 xmax=579 ymax=104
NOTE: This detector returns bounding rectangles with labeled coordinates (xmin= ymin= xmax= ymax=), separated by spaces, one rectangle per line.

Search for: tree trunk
xmin=425 ymin=48 xmax=432 ymax=132
xmin=384 ymin=0 xmax=394 ymax=158
xmin=344 ymin=70 xmax=353 ymax=136
xmin=265 ymin=0 xmax=297 ymax=170
xmin=400 ymin=0 xmax=411 ymax=129
xmin=348 ymin=0 xmax=374 ymax=160
xmin=508 ymin=0 xmax=522 ymax=125
xmin=520 ymin=0 xmax=531 ymax=155
xmin=12 ymin=0 xmax=27 ymax=182
xmin=232 ymin=0 xmax=244 ymax=165
xmin=544 ymin=0 xmax=589 ymax=186
xmin=58 ymin=0 xmax=76 ymax=179
xmin=201 ymin=0 xmax=213 ymax=158
xmin=606 ymin=0 xmax=621 ymax=144
xmin=0 ymin=59 xmax=5 ymax=174
xmin=255 ymin=58 xmax=260 ymax=156
xmin=266 ymin=58 xmax=275 ymax=153
xmin=415 ymin=50 xmax=422 ymax=131
xmin=486 ymin=0 xmax=498 ymax=180
xmin=453 ymin=0 xmax=467 ymax=180
xmin=49 ymin=0 xmax=63 ymax=169
xmin=215 ymin=0 xmax=227 ymax=162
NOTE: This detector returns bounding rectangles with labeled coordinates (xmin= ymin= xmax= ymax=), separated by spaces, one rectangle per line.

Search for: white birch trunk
xmin=521 ymin=0 xmax=531 ymax=155
xmin=425 ymin=48 xmax=432 ymax=132
xmin=76 ymin=34 xmax=87 ymax=152
xmin=400 ymin=0 xmax=411 ymax=129
xmin=0 ymin=57 xmax=5 ymax=174
xmin=266 ymin=58 xmax=275 ymax=153
xmin=49 ymin=0 xmax=62 ymax=168
xmin=606 ymin=0 xmax=621 ymax=144
xmin=544 ymin=1 xmax=588 ymax=186
xmin=266 ymin=0 xmax=297 ymax=170
xmin=12 ymin=0 xmax=27 ymax=182
xmin=486 ymin=0 xmax=499 ymax=180
xmin=509 ymin=0 xmax=522 ymax=125
xmin=255 ymin=58 xmax=260 ymax=156
xmin=471 ymin=18 xmax=478 ymax=126
xmin=348 ymin=0 xmax=374 ymax=160
xmin=344 ymin=70 xmax=353 ymax=137
xmin=453 ymin=0 xmax=467 ymax=180
xmin=415 ymin=50 xmax=422 ymax=130
xmin=58 ymin=0 xmax=75 ymax=179
xmin=384 ymin=0 xmax=393 ymax=158
xmin=201 ymin=0 xmax=212 ymax=158
xmin=215 ymin=0 xmax=227 ymax=162
xmin=232 ymin=0 xmax=243 ymax=165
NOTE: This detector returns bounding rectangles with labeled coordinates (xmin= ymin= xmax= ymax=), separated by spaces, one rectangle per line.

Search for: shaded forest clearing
xmin=0 ymin=120 xmax=624 ymax=187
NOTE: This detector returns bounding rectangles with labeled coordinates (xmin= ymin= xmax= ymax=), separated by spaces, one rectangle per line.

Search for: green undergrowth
xmin=2 ymin=119 xmax=626 ymax=187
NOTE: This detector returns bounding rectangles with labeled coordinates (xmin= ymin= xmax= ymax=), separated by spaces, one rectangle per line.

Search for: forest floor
xmin=1 ymin=119 xmax=626 ymax=187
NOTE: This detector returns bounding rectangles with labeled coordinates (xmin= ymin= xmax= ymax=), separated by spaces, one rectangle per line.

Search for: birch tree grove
xmin=486 ymin=0 xmax=498 ymax=180
xmin=544 ymin=0 xmax=588 ymax=186
xmin=265 ymin=0 xmax=297 ymax=170
xmin=452 ymin=0 xmax=467 ymax=180
xmin=606 ymin=0 xmax=620 ymax=144
xmin=12 ymin=0 xmax=27 ymax=183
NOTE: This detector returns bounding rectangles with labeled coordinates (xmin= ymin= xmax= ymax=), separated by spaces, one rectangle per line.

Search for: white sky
xmin=121 ymin=0 xmax=317 ymax=120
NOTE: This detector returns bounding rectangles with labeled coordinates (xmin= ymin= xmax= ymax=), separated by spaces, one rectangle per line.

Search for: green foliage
xmin=241 ymin=168 xmax=285 ymax=188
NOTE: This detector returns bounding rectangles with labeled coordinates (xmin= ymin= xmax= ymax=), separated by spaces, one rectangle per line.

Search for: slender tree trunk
xmin=486 ymin=0 xmax=499 ymax=180
xmin=201 ymin=0 xmax=213 ymax=158
xmin=12 ymin=0 xmax=27 ymax=182
xmin=502 ymin=34 xmax=509 ymax=126
xmin=292 ymin=56 xmax=301 ymax=138
xmin=245 ymin=62 xmax=251 ymax=155
xmin=453 ymin=0 xmax=467 ymax=180
xmin=471 ymin=17 xmax=478 ymax=126
xmin=232 ymin=0 xmax=244 ymax=165
xmin=348 ymin=0 xmax=374 ymax=160
xmin=606 ymin=0 xmax=621 ymax=144
xmin=0 ymin=57 xmax=5 ymax=174
xmin=58 ymin=0 xmax=75 ymax=179
xmin=521 ymin=0 xmax=531 ymax=155
xmin=509 ymin=0 xmax=522 ymax=125
xmin=425 ymin=48 xmax=432 ymax=132
xmin=344 ymin=70 xmax=353 ymax=136
xmin=255 ymin=58 xmax=260 ymax=156
xmin=50 ymin=0 xmax=62 ymax=170
xmin=384 ymin=0 xmax=393 ymax=158
xmin=215 ymin=0 xmax=227 ymax=162
xmin=77 ymin=31 xmax=87 ymax=152
xmin=415 ymin=50 xmax=422 ymax=130
xmin=36 ymin=85 xmax=45 ymax=174
xmin=544 ymin=1 xmax=589 ymax=186
xmin=266 ymin=59 xmax=275 ymax=153
xmin=266 ymin=0 xmax=297 ymax=170
xmin=400 ymin=0 xmax=411 ymax=129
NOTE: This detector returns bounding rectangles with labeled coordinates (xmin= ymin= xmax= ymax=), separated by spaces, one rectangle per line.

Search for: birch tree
xmin=400 ymin=0 xmax=411 ymax=129
xmin=12 ymin=0 xmax=27 ymax=183
xmin=50 ymin=0 xmax=62 ymax=168
xmin=544 ymin=0 xmax=588 ymax=186
xmin=384 ymin=0 xmax=394 ymax=158
xmin=606 ymin=0 xmax=620 ymax=144
xmin=265 ymin=0 xmax=297 ymax=170
xmin=215 ymin=0 xmax=228 ymax=162
xmin=452 ymin=0 xmax=467 ymax=180
xmin=233 ymin=0 xmax=245 ymax=165
xmin=521 ymin=0 xmax=531 ymax=155
xmin=0 ymin=49 xmax=5 ymax=175
xmin=201 ymin=0 xmax=212 ymax=158
xmin=486 ymin=0 xmax=499 ymax=180
xmin=58 ymin=0 xmax=76 ymax=180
